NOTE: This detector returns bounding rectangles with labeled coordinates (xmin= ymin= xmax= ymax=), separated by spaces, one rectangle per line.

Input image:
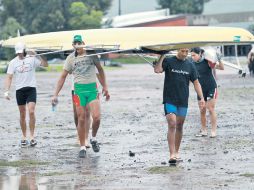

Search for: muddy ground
xmin=0 ymin=64 xmax=254 ymax=190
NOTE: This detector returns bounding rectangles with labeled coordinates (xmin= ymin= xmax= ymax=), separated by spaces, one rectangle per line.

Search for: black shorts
xmin=197 ymin=88 xmax=217 ymax=101
xmin=16 ymin=87 xmax=37 ymax=106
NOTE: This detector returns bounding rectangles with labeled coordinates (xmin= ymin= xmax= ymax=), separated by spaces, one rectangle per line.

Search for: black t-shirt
xmin=193 ymin=59 xmax=217 ymax=91
xmin=162 ymin=56 xmax=198 ymax=107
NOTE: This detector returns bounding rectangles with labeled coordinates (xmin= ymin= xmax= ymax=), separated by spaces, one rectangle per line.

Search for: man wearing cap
xmin=52 ymin=35 xmax=109 ymax=158
xmin=4 ymin=42 xmax=48 ymax=147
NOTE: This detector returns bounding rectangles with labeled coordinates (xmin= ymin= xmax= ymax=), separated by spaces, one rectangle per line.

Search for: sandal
xmin=195 ymin=131 xmax=208 ymax=137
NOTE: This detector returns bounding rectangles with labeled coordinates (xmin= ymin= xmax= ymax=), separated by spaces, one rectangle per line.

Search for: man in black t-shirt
xmin=154 ymin=48 xmax=205 ymax=164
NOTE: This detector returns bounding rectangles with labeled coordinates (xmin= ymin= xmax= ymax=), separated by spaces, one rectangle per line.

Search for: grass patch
xmin=46 ymin=64 xmax=63 ymax=72
xmin=111 ymin=55 xmax=156 ymax=64
xmin=147 ymin=166 xmax=179 ymax=174
xmin=40 ymin=171 xmax=66 ymax=177
xmin=239 ymin=173 xmax=254 ymax=178
xmin=0 ymin=160 xmax=49 ymax=167
xmin=65 ymin=143 xmax=79 ymax=147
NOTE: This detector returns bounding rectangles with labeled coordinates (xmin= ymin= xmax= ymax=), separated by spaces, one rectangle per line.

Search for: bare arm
xmin=4 ymin=74 xmax=13 ymax=100
xmin=212 ymin=68 xmax=217 ymax=80
xmin=52 ymin=70 xmax=68 ymax=104
xmin=154 ymin=54 xmax=166 ymax=73
xmin=95 ymin=62 xmax=110 ymax=100
xmin=215 ymin=60 xmax=224 ymax=70
xmin=193 ymin=79 xmax=205 ymax=109
xmin=38 ymin=55 xmax=48 ymax=67
xmin=96 ymin=73 xmax=102 ymax=86
xmin=28 ymin=50 xmax=48 ymax=67
xmin=5 ymin=74 xmax=13 ymax=91
xmin=215 ymin=52 xmax=224 ymax=70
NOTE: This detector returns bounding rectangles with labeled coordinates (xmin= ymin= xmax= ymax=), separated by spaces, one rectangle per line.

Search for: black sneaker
xmin=79 ymin=149 xmax=86 ymax=158
xmin=90 ymin=139 xmax=100 ymax=152
xmin=21 ymin=140 xmax=29 ymax=147
xmin=30 ymin=139 xmax=37 ymax=147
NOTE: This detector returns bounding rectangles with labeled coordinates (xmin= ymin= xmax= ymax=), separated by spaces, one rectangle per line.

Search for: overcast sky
xmin=106 ymin=0 xmax=254 ymax=18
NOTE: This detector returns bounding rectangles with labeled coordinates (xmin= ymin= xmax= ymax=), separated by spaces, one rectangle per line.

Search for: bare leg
xmin=89 ymin=99 xmax=101 ymax=138
xmin=75 ymin=106 xmax=86 ymax=146
xmin=18 ymin=105 xmax=27 ymax=140
xmin=85 ymin=106 xmax=91 ymax=146
xmin=175 ymin=116 xmax=185 ymax=158
xmin=27 ymin=102 xmax=36 ymax=139
xmin=166 ymin=114 xmax=177 ymax=159
xmin=72 ymin=101 xmax=78 ymax=127
xmin=73 ymin=100 xmax=91 ymax=146
xmin=207 ymin=98 xmax=217 ymax=136
xmin=200 ymin=105 xmax=207 ymax=133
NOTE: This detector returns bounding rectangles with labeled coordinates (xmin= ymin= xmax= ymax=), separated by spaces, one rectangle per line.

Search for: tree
xmin=1 ymin=17 xmax=25 ymax=39
xmin=0 ymin=0 xmax=112 ymax=39
xmin=83 ymin=0 xmax=112 ymax=14
xmin=157 ymin=0 xmax=210 ymax=14
xmin=68 ymin=2 xmax=102 ymax=29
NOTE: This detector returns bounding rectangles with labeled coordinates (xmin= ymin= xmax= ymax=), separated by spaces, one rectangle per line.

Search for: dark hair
xmin=191 ymin=47 xmax=204 ymax=55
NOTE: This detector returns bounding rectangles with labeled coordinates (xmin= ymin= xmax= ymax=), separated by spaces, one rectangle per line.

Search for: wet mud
xmin=0 ymin=64 xmax=254 ymax=189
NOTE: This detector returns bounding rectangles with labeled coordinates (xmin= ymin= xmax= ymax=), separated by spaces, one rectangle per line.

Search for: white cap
xmin=15 ymin=42 xmax=26 ymax=54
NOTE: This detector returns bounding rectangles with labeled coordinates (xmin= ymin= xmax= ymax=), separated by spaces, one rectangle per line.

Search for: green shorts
xmin=73 ymin=83 xmax=98 ymax=107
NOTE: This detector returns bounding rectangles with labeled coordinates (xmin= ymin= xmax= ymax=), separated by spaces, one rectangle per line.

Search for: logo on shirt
xmin=171 ymin=69 xmax=189 ymax=75
xmin=16 ymin=63 xmax=32 ymax=73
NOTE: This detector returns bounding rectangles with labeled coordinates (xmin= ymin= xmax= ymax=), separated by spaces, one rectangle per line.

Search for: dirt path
xmin=0 ymin=64 xmax=254 ymax=190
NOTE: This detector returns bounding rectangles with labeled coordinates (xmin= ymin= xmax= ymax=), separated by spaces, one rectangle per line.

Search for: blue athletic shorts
xmin=164 ymin=103 xmax=188 ymax=117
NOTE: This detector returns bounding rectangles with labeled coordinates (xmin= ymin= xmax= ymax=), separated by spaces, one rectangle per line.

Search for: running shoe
xmin=168 ymin=158 xmax=177 ymax=166
xmin=30 ymin=139 xmax=37 ymax=147
xmin=90 ymin=139 xmax=100 ymax=152
xmin=79 ymin=149 xmax=86 ymax=158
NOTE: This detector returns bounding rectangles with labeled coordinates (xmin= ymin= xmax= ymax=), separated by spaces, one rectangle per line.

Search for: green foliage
xmin=157 ymin=0 xmax=210 ymax=14
xmin=0 ymin=160 xmax=48 ymax=167
xmin=83 ymin=0 xmax=112 ymax=14
xmin=112 ymin=55 xmax=156 ymax=64
xmin=68 ymin=2 xmax=103 ymax=29
xmin=0 ymin=0 xmax=112 ymax=39
xmin=1 ymin=17 xmax=25 ymax=39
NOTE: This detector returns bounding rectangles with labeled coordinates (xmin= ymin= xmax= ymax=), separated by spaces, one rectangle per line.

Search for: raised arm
xmin=38 ymin=55 xmax=48 ymax=67
xmin=28 ymin=50 xmax=48 ymax=67
xmin=154 ymin=54 xmax=166 ymax=73
xmin=215 ymin=60 xmax=224 ymax=70
xmin=215 ymin=52 xmax=224 ymax=70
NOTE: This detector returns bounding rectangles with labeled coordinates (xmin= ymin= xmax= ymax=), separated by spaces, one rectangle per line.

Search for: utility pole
xmin=118 ymin=0 xmax=121 ymax=16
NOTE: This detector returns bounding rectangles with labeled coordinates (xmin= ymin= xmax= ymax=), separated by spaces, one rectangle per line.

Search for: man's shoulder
xmin=66 ymin=52 xmax=75 ymax=59
xmin=163 ymin=56 xmax=176 ymax=65
xmin=65 ymin=52 xmax=76 ymax=64
xmin=165 ymin=56 xmax=176 ymax=61
xmin=9 ymin=57 xmax=19 ymax=65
